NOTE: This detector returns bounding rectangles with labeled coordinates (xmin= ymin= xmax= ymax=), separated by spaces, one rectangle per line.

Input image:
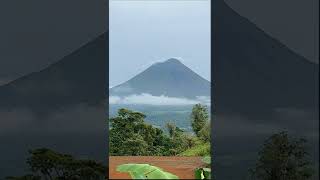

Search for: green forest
xmin=109 ymin=104 xmax=211 ymax=156
xmin=109 ymin=104 xmax=197 ymax=131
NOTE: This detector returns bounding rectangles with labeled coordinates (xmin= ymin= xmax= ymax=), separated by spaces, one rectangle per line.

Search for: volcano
xmin=109 ymin=58 xmax=211 ymax=99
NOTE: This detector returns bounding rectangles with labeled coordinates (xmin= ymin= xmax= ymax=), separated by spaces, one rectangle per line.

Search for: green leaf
xmin=117 ymin=164 xmax=151 ymax=172
xmin=117 ymin=164 xmax=179 ymax=179
xmin=194 ymin=168 xmax=204 ymax=179
xmin=203 ymin=168 xmax=211 ymax=179
xmin=194 ymin=168 xmax=211 ymax=180
xmin=145 ymin=168 xmax=178 ymax=179
xmin=130 ymin=171 xmax=146 ymax=179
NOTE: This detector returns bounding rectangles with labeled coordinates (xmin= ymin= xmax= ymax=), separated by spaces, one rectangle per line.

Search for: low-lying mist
xmin=109 ymin=93 xmax=210 ymax=106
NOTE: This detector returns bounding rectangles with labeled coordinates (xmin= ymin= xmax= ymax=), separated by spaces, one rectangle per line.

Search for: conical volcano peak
xmin=154 ymin=58 xmax=184 ymax=66
xmin=164 ymin=58 xmax=182 ymax=64
xmin=110 ymin=57 xmax=210 ymax=98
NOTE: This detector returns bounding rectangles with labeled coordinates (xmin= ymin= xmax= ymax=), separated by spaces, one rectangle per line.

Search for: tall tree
xmin=250 ymin=132 xmax=314 ymax=180
xmin=166 ymin=122 xmax=176 ymax=138
xmin=109 ymin=108 xmax=147 ymax=155
xmin=190 ymin=104 xmax=209 ymax=137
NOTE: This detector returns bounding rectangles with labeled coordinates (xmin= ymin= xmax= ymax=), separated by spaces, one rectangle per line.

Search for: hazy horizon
xmin=109 ymin=0 xmax=211 ymax=87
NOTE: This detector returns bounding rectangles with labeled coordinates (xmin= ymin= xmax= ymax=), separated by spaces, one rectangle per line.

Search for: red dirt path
xmin=109 ymin=156 xmax=205 ymax=179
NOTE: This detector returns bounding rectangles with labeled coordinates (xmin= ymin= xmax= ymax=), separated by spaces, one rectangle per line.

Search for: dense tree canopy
xmin=6 ymin=148 xmax=106 ymax=180
xmin=109 ymin=105 xmax=210 ymax=156
xmin=250 ymin=132 xmax=314 ymax=180
xmin=109 ymin=108 xmax=177 ymax=156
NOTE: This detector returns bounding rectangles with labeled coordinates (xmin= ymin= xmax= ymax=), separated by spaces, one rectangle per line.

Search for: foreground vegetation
xmin=109 ymin=104 xmax=211 ymax=156
xmin=6 ymin=148 xmax=106 ymax=180
xmin=249 ymin=131 xmax=315 ymax=180
xmin=179 ymin=142 xmax=210 ymax=156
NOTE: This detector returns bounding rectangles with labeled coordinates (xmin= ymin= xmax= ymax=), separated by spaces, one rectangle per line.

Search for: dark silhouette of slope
xmin=212 ymin=0 xmax=318 ymax=115
xmin=0 ymin=33 xmax=107 ymax=115
xmin=109 ymin=58 xmax=211 ymax=98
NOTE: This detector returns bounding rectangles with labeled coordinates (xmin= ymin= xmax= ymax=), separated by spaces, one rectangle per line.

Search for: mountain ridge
xmin=109 ymin=58 xmax=211 ymax=99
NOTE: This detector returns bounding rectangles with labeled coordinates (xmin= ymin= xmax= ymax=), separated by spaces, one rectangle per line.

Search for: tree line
xmin=109 ymin=104 xmax=211 ymax=156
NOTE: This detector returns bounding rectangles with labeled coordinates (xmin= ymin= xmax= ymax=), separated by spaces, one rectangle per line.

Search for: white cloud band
xmin=109 ymin=93 xmax=210 ymax=106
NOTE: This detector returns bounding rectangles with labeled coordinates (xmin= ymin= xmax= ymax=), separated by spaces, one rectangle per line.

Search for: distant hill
xmin=109 ymin=58 xmax=211 ymax=99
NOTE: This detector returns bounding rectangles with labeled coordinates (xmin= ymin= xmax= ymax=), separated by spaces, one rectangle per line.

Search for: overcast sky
xmin=109 ymin=0 xmax=211 ymax=87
